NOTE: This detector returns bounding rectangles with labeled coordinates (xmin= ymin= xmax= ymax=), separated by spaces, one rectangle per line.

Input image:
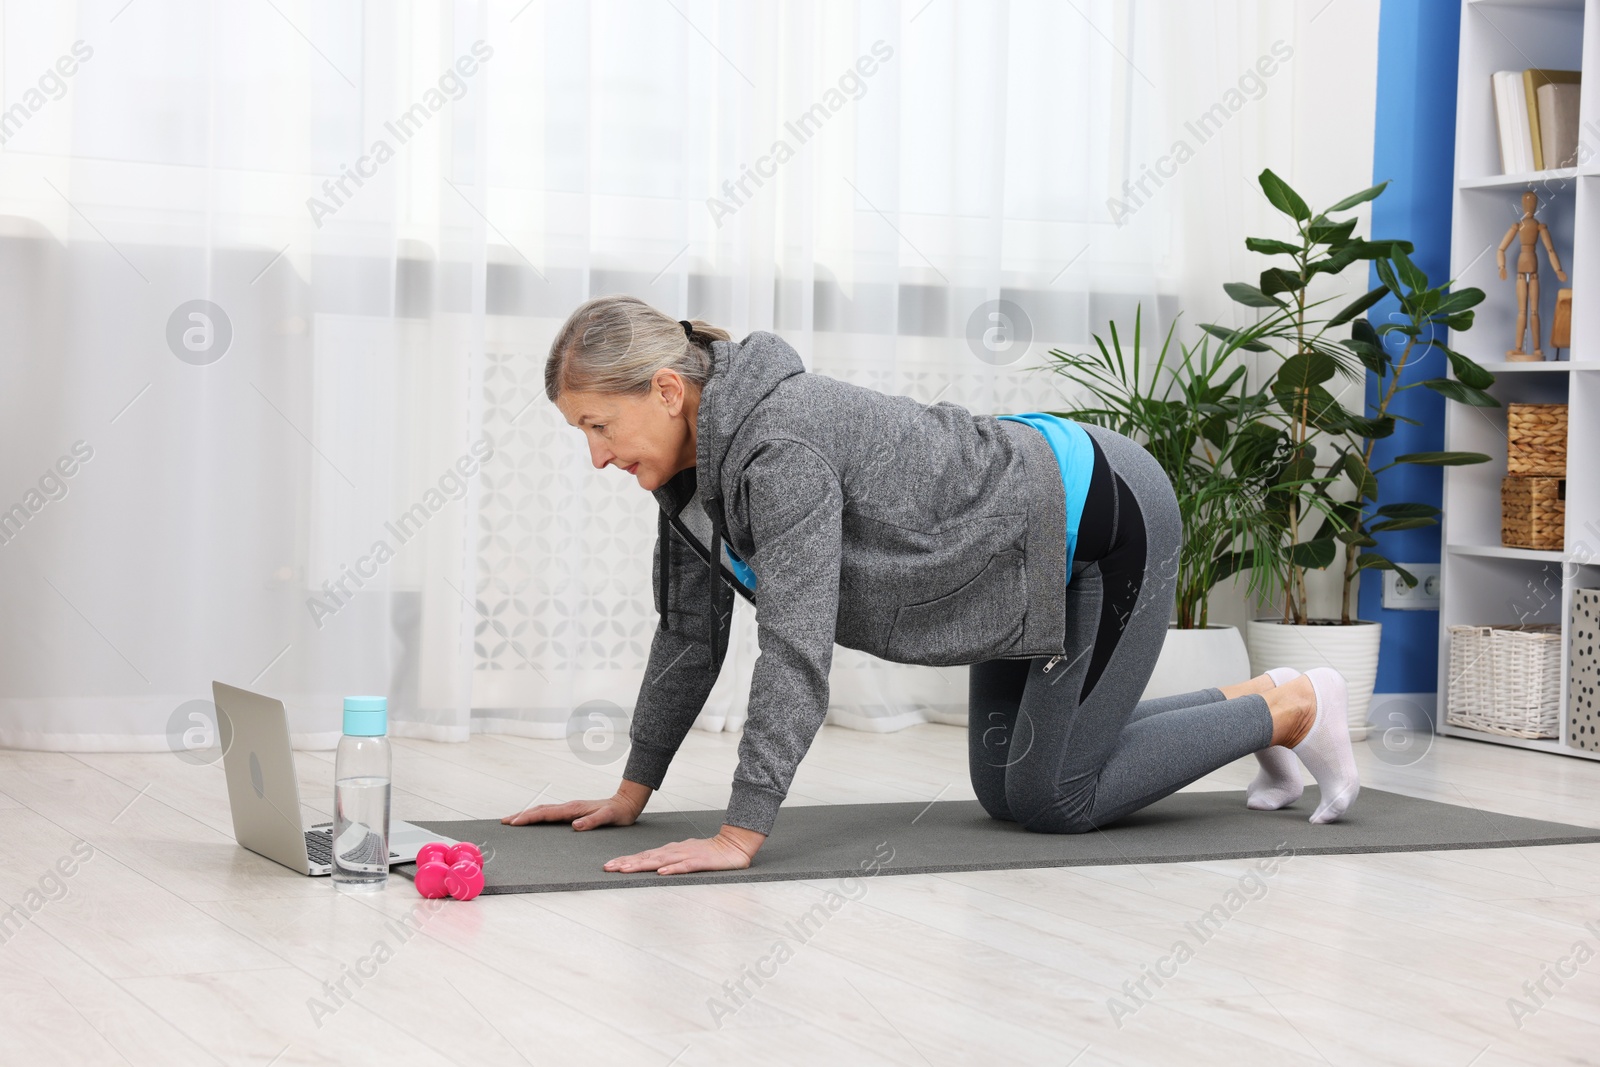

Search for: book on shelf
xmin=1493 ymin=71 xmax=1532 ymax=173
xmin=1493 ymin=69 xmax=1580 ymax=174
xmin=1537 ymin=81 xmax=1581 ymax=170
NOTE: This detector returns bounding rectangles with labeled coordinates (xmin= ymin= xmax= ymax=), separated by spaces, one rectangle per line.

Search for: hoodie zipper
xmin=665 ymin=510 xmax=756 ymax=603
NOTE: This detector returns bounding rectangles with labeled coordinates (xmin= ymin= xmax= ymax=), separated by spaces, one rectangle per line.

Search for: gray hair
xmin=544 ymin=295 xmax=731 ymax=402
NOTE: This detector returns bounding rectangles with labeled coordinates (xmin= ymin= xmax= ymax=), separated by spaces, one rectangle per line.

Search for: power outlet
xmin=1381 ymin=562 xmax=1441 ymax=611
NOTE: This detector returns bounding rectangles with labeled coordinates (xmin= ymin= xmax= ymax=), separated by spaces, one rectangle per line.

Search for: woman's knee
xmin=1006 ymin=787 xmax=1099 ymax=834
xmin=1020 ymin=806 xmax=1099 ymax=834
xmin=978 ymin=794 xmax=1016 ymax=823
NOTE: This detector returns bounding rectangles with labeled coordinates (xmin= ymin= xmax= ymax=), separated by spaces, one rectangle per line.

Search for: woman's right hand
xmin=501 ymin=786 xmax=647 ymax=831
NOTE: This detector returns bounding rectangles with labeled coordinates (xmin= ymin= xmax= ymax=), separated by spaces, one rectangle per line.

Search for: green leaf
xmin=1259 ymin=267 xmax=1305 ymax=296
xmin=1436 ymin=287 xmax=1486 ymax=314
xmin=1421 ymin=378 xmax=1500 ymax=407
xmin=1289 ymin=538 xmax=1338 ymax=569
xmin=1345 ymin=338 xmax=1386 ymax=376
xmin=1232 ymin=422 xmax=1285 ymax=469
xmin=1344 ymin=414 xmax=1396 ymax=439
xmin=1356 ymin=239 xmax=1416 ymax=259
xmin=1374 ymin=256 xmax=1402 ymax=295
xmin=1273 ymin=351 xmax=1339 ymax=391
xmin=1259 ymin=168 xmax=1311 ymax=222
xmin=1275 ymin=448 xmax=1319 ymax=490
xmin=1324 ymin=181 xmax=1389 ymax=212
xmin=1341 ymin=450 xmax=1378 ymax=501
xmin=1328 ymin=286 xmax=1389 ymax=328
xmin=1355 ymin=552 xmax=1397 ymax=572
xmin=1305 ymin=242 xmax=1365 ymax=278
xmin=1392 ymin=246 xmax=1428 ymax=292
xmin=1322 ymin=450 xmax=1348 ymax=484
xmin=1214 ymin=364 xmax=1249 ymax=393
xmin=1199 ymin=322 xmax=1271 ymax=353
xmin=1212 ymin=550 xmax=1252 ymax=585
xmin=1315 ymin=500 xmax=1351 ymax=536
xmin=1370 ymin=516 xmax=1439 ymax=532
xmin=1297 ymin=384 xmax=1357 ymax=434
xmin=1245 ymin=237 xmax=1302 ymax=256
xmin=1336 ymin=528 xmax=1380 ymax=547
xmin=1393 ymin=450 xmax=1493 ymax=466
xmin=1376 ymin=502 xmax=1440 ymax=518
xmin=1441 ymin=347 xmax=1495 ymax=390
xmin=1224 ymin=282 xmax=1287 ymax=308
xmin=1308 ymin=217 xmax=1359 ymax=246
xmin=1443 ymin=311 xmax=1475 ymax=331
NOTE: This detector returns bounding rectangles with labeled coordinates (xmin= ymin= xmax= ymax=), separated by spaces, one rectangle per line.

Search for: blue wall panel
xmin=1364 ymin=0 xmax=1461 ymax=695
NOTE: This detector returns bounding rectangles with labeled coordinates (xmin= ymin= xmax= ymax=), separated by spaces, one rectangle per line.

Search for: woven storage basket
xmin=1506 ymin=403 xmax=1567 ymax=476
xmin=1501 ymin=476 xmax=1565 ymax=549
xmin=1446 ymin=623 xmax=1562 ymax=738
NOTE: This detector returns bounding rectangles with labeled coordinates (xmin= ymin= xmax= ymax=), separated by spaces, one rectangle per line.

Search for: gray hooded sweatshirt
xmin=623 ymin=330 xmax=1071 ymax=836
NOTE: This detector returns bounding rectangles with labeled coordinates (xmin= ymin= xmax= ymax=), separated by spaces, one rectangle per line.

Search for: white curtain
xmin=0 ymin=0 xmax=1375 ymax=754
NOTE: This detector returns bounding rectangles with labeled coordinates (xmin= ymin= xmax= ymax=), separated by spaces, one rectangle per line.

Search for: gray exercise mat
xmin=394 ymin=787 xmax=1600 ymax=894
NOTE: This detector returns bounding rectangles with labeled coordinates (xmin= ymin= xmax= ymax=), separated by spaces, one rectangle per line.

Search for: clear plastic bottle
xmin=331 ymin=695 xmax=392 ymax=892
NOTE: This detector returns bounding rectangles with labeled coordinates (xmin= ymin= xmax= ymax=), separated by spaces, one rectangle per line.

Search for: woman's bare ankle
xmin=1218 ymin=672 xmax=1277 ymax=700
xmin=1265 ymin=675 xmax=1317 ymax=747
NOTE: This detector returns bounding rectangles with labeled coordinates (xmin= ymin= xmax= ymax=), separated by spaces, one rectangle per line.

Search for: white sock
xmin=1246 ymin=667 xmax=1304 ymax=811
xmin=1292 ymin=667 xmax=1361 ymax=824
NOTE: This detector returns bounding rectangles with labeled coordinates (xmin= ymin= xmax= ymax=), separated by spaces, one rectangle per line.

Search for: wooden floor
xmin=3 ymin=719 xmax=1599 ymax=1066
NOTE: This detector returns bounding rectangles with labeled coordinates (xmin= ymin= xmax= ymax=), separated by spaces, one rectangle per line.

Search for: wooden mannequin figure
xmin=1497 ymin=190 xmax=1568 ymax=361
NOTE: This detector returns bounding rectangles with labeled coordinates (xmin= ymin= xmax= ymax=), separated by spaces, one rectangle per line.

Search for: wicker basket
xmin=1501 ymin=476 xmax=1565 ymax=550
xmin=1446 ymin=623 xmax=1563 ymax=738
xmin=1506 ymin=403 xmax=1567 ymax=476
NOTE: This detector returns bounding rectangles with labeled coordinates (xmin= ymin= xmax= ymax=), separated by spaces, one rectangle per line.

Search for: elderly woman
xmin=503 ymin=295 xmax=1358 ymax=875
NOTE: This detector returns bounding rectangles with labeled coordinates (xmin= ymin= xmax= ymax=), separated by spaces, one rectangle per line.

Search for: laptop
xmin=212 ymin=682 xmax=458 ymax=876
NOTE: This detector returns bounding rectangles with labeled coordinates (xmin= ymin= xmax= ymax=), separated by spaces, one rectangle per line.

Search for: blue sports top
xmin=996 ymin=412 xmax=1095 ymax=576
xmin=723 ymin=543 xmax=757 ymax=590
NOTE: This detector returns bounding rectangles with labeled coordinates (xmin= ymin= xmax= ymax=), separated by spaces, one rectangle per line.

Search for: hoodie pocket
xmin=885 ymin=548 xmax=1027 ymax=666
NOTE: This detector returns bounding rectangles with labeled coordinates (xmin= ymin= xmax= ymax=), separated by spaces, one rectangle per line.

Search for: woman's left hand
xmin=604 ymin=824 xmax=766 ymax=875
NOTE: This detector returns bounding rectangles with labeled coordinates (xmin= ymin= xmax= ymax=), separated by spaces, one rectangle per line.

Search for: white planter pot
xmin=1143 ymin=624 xmax=1254 ymax=702
xmin=1245 ymin=618 xmax=1382 ymax=741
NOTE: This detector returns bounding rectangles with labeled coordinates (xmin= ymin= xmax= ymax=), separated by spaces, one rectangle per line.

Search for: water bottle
xmin=331 ymin=695 xmax=392 ymax=892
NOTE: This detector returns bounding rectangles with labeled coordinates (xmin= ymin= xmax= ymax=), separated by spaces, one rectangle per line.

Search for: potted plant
xmin=1202 ymin=170 xmax=1496 ymax=733
xmin=1038 ymin=308 xmax=1335 ymax=698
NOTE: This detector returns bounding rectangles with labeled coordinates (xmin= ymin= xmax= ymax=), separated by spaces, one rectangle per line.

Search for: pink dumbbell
xmin=414 ymin=842 xmax=486 ymax=900
xmin=444 ymin=860 xmax=484 ymax=901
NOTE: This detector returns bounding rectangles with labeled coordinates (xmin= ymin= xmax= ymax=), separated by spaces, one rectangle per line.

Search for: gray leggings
xmin=968 ymin=422 xmax=1275 ymax=833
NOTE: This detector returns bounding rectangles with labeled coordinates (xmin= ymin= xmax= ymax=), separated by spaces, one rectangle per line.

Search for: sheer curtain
xmin=0 ymin=0 xmax=1374 ymax=753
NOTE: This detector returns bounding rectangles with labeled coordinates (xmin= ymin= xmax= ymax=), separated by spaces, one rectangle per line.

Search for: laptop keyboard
xmin=305 ymin=827 xmax=401 ymax=869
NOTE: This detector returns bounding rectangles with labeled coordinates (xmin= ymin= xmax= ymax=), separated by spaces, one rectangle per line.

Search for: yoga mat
xmin=395 ymin=787 xmax=1600 ymax=894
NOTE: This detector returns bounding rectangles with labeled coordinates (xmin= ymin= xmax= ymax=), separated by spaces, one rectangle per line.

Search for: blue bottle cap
xmin=342 ymin=695 xmax=388 ymax=736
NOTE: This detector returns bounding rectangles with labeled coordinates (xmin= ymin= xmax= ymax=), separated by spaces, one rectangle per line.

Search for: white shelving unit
xmin=1438 ymin=0 xmax=1600 ymax=760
